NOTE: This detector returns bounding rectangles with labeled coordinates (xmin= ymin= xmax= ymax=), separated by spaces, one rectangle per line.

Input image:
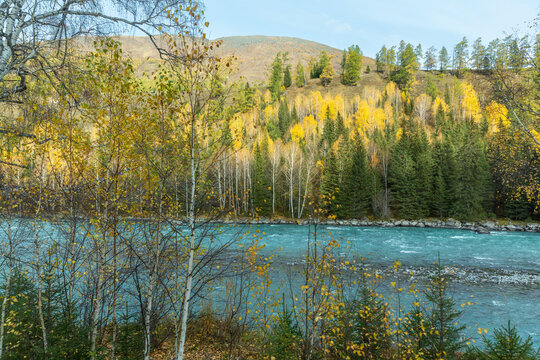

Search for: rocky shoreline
xmin=215 ymin=217 xmax=540 ymax=233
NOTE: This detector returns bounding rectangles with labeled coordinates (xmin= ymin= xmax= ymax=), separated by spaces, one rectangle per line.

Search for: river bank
xmin=215 ymin=217 xmax=540 ymax=233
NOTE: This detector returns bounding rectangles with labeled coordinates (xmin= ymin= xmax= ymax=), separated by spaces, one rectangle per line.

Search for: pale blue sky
xmin=202 ymin=0 xmax=539 ymax=57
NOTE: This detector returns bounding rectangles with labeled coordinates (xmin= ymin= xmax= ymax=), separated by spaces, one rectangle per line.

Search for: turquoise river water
xmin=235 ymin=224 xmax=539 ymax=344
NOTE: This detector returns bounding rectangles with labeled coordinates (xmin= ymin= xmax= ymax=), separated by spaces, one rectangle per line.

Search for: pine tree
xmin=310 ymin=50 xmax=330 ymax=79
xmin=335 ymin=112 xmax=346 ymax=139
xmin=424 ymin=46 xmax=438 ymax=71
xmin=278 ymin=99 xmax=291 ymax=139
xmin=389 ymin=120 xmax=433 ymax=218
xmin=453 ymin=37 xmax=469 ymax=75
xmin=451 ymin=124 xmax=492 ymax=220
xmin=431 ymin=138 xmax=458 ymax=218
xmin=338 ymin=136 xmax=373 ymax=218
xmin=471 ymin=37 xmax=486 ymax=71
xmin=398 ymin=40 xmax=406 ymax=60
xmin=412 ymin=126 xmax=433 ymax=218
xmin=268 ymin=52 xmax=284 ymax=101
xmin=252 ymin=141 xmax=272 ymax=216
xmin=421 ymin=256 xmax=466 ymax=360
xmin=266 ymin=307 xmax=301 ymax=360
xmin=376 ymin=45 xmax=387 ymax=73
xmin=391 ymin=43 xmax=418 ymax=93
xmin=295 ymin=62 xmax=305 ymax=87
xmin=291 ymin=106 xmax=299 ymax=124
xmin=322 ymin=109 xmax=336 ymax=146
xmin=474 ymin=321 xmax=537 ymax=360
xmin=320 ymin=150 xmax=340 ymax=215
xmin=342 ymin=45 xmax=363 ymax=85
xmin=389 ymin=124 xmax=417 ymax=218
xmin=414 ymin=44 xmax=423 ymax=65
xmin=283 ymin=64 xmax=292 ymax=88
xmin=439 ymin=46 xmax=449 ymax=72
xmin=425 ymin=75 xmax=439 ymax=99
xmin=387 ymin=46 xmax=396 ymax=73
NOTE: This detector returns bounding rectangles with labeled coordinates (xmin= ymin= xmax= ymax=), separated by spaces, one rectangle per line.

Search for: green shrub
xmin=470 ymin=321 xmax=539 ymax=360
xmin=266 ymin=308 xmax=301 ymax=360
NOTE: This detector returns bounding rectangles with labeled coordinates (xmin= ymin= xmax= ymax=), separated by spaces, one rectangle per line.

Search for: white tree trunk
xmin=176 ymin=113 xmax=197 ymax=360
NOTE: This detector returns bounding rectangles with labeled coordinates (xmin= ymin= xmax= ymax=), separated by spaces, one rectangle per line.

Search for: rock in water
xmin=475 ymin=226 xmax=490 ymax=234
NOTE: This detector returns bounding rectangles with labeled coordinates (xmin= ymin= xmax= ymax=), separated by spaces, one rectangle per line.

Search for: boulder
xmin=475 ymin=226 xmax=490 ymax=235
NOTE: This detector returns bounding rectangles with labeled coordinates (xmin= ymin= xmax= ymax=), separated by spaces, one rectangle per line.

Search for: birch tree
xmin=161 ymin=4 xmax=237 ymax=359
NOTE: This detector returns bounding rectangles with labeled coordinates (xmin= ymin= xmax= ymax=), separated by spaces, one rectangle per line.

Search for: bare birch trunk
xmin=289 ymin=151 xmax=295 ymax=220
xmin=176 ymin=110 xmax=197 ymax=360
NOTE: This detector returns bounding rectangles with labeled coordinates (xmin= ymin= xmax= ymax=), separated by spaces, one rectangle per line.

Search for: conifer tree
xmin=310 ymin=50 xmax=331 ymax=79
xmin=335 ymin=112 xmax=346 ymax=139
xmin=431 ymin=137 xmax=458 ymax=218
xmin=338 ymin=136 xmax=373 ymax=218
xmin=391 ymin=43 xmax=418 ymax=93
xmin=283 ymin=65 xmax=292 ymax=88
xmin=342 ymin=45 xmax=363 ymax=85
xmin=414 ymin=44 xmax=423 ymax=65
xmin=412 ymin=126 xmax=434 ymax=218
xmin=278 ymin=99 xmax=291 ymax=139
xmin=452 ymin=124 xmax=492 ymax=220
xmin=268 ymin=53 xmax=284 ymax=101
xmin=320 ymin=150 xmax=340 ymax=215
xmin=422 ymin=257 xmax=466 ymax=359
xmin=453 ymin=37 xmax=469 ymax=75
xmin=252 ymin=141 xmax=272 ymax=216
xmin=376 ymin=45 xmax=387 ymax=73
xmin=439 ymin=46 xmax=449 ymax=72
xmin=389 ymin=124 xmax=417 ymax=218
xmin=398 ymin=40 xmax=406 ymax=60
xmin=474 ymin=321 xmax=537 ymax=360
xmin=322 ymin=107 xmax=336 ymax=146
xmin=295 ymin=62 xmax=306 ymax=87
xmin=471 ymin=37 xmax=486 ymax=71
xmin=387 ymin=46 xmax=397 ymax=73
xmin=425 ymin=75 xmax=439 ymax=99
xmin=424 ymin=46 xmax=438 ymax=71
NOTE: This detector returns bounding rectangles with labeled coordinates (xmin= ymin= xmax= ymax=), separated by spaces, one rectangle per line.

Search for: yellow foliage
xmin=396 ymin=128 xmax=403 ymax=141
xmin=461 ymin=82 xmax=482 ymax=122
xmin=229 ymin=115 xmax=244 ymax=150
xmin=263 ymin=89 xmax=272 ymax=104
xmin=263 ymin=105 xmax=276 ymax=119
xmin=432 ymin=97 xmax=450 ymax=117
xmin=531 ymin=129 xmax=540 ymax=146
xmin=383 ymin=100 xmax=394 ymax=126
xmin=486 ymin=101 xmax=510 ymax=133
xmin=290 ymin=123 xmax=305 ymax=143
xmin=317 ymin=94 xmax=338 ymax=120
xmin=310 ymin=91 xmax=324 ymax=119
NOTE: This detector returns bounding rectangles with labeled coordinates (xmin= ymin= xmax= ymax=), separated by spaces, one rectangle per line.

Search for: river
xmin=1 ymin=220 xmax=538 ymax=345
xmin=236 ymin=224 xmax=540 ymax=344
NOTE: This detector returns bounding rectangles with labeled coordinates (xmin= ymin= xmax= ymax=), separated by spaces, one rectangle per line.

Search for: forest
xmin=222 ymin=35 xmax=540 ymax=222
xmin=0 ymin=0 xmax=539 ymax=359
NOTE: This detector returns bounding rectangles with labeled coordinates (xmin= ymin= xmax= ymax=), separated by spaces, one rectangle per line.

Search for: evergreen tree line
xmin=376 ymin=34 xmax=540 ymax=75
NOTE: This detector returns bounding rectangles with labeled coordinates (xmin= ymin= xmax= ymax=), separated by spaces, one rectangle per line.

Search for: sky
xmin=202 ymin=0 xmax=539 ymax=57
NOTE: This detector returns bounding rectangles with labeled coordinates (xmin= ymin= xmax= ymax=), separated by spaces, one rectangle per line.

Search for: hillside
xmin=212 ymin=35 xmax=375 ymax=84
xmin=112 ymin=35 xmax=374 ymax=84
xmin=110 ymin=35 xmax=495 ymax=104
